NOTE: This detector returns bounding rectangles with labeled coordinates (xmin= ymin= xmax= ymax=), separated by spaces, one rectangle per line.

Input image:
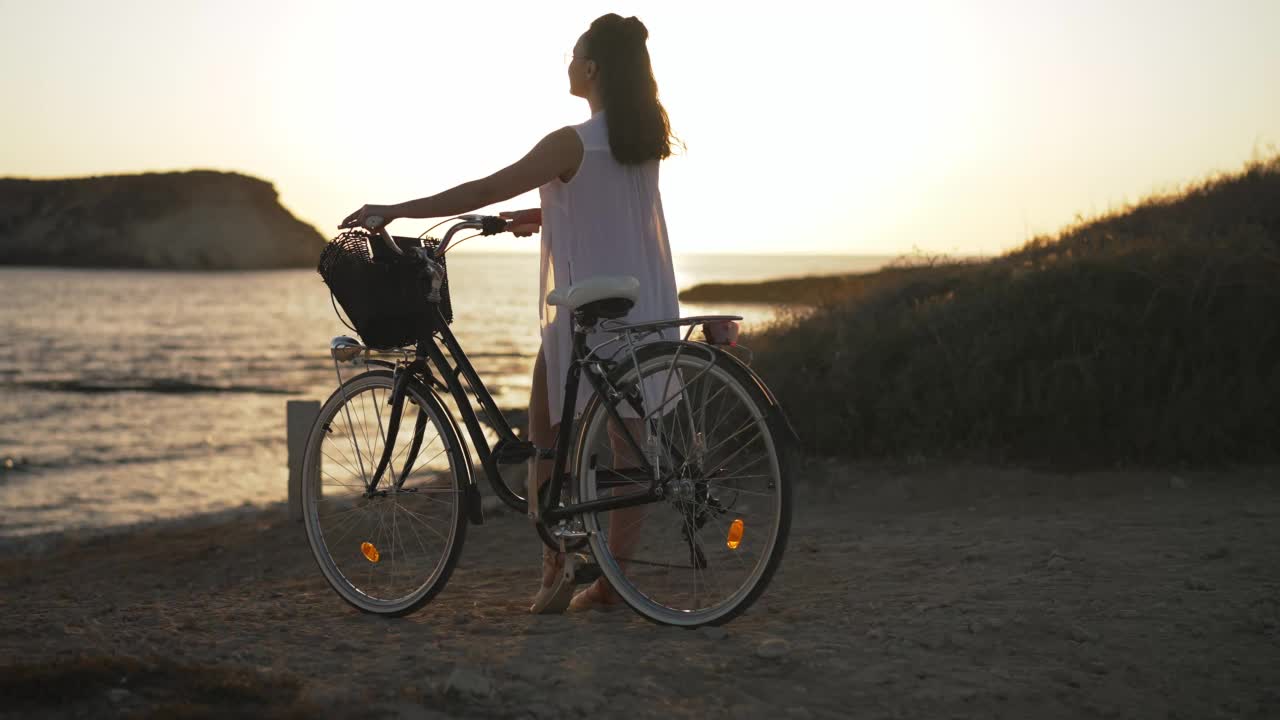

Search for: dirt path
xmin=3 ymin=460 xmax=1279 ymax=719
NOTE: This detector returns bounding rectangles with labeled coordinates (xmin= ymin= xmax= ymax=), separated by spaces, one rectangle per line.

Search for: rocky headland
xmin=0 ymin=170 xmax=325 ymax=270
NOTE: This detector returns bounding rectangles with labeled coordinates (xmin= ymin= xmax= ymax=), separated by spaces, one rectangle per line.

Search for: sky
xmin=1 ymin=0 xmax=1277 ymax=255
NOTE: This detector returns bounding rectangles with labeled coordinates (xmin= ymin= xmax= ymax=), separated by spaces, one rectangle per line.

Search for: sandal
xmin=529 ymin=546 xmax=574 ymax=614
xmin=568 ymin=578 xmax=624 ymax=613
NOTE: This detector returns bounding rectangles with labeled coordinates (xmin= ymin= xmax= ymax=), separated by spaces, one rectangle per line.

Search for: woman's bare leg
xmin=605 ymin=416 xmax=647 ymax=566
xmin=528 ymin=348 xmax=562 ymax=589
xmin=573 ymin=414 xmax=647 ymax=608
xmin=528 ymin=349 xmax=554 ymax=519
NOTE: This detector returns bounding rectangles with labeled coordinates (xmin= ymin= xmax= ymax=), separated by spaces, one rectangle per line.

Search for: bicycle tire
xmin=302 ymin=370 xmax=469 ymax=616
xmin=572 ymin=341 xmax=794 ymax=626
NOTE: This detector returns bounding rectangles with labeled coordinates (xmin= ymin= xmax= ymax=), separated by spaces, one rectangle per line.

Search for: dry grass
xmin=740 ymin=154 xmax=1280 ymax=467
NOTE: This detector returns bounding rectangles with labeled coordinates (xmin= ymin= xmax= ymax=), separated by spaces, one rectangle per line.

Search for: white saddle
xmin=546 ymin=275 xmax=641 ymax=311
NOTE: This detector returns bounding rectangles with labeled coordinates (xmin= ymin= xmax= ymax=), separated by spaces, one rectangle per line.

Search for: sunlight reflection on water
xmin=0 ymin=253 xmax=887 ymax=538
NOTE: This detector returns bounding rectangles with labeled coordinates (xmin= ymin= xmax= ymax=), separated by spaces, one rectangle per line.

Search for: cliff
xmin=0 ymin=170 xmax=326 ymax=270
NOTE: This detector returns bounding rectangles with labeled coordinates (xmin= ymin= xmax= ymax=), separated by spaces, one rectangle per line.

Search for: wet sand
xmin=3 ymin=459 xmax=1278 ymax=719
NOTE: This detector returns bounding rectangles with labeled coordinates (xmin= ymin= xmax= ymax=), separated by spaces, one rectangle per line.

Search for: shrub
xmin=748 ymin=156 xmax=1280 ymax=466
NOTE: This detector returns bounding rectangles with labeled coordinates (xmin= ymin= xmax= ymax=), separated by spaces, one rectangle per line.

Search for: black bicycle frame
xmin=364 ymin=304 xmax=666 ymax=523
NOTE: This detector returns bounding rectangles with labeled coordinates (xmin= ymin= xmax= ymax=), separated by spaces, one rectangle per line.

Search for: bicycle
xmin=303 ymin=214 xmax=798 ymax=626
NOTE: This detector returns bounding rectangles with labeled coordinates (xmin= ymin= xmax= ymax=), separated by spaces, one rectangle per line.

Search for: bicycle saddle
xmin=546 ymin=275 xmax=641 ymax=311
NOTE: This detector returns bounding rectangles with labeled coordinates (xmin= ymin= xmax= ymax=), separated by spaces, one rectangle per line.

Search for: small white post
xmin=287 ymin=400 xmax=320 ymax=522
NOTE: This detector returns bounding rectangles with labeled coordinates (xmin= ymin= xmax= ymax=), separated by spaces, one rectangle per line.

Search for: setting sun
xmin=2 ymin=1 xmax=1276 ymax=254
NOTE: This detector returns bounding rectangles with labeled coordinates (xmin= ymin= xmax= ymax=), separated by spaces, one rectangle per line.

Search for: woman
xmin=342 ymin=13 xmax=680 ymax=614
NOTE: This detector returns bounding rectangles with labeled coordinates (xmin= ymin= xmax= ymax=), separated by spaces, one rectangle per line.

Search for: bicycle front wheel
xmin=302 ymin=370 xmax=468 ymax=616
xmin=574 ymin=342 xmax=793 ymax=626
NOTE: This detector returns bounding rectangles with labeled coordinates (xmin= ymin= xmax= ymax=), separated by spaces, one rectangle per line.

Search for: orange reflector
xmin=361 ymin=541 xmax=380 ymax=563
xmin=726 ymin=519 xmax=744 ymax=550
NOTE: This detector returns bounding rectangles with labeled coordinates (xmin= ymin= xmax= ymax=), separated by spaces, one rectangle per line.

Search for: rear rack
xmin=598 ymin=314 xmax=743 ymax=335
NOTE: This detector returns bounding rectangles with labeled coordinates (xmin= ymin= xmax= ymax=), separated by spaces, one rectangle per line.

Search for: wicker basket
xmin=316 ymin=229 xmax=453 ymax=348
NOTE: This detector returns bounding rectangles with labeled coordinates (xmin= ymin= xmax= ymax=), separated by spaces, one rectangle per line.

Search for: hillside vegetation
xmin=739 ymin=156 xmax=1280 ymax=466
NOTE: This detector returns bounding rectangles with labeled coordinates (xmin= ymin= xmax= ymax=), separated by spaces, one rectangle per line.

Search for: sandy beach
xmin=3 ymin=458 xmax=1278 ymax=719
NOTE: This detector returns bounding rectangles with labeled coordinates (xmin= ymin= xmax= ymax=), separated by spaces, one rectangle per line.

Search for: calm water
xmin=0 ymin=253 xmax=890 ymax=540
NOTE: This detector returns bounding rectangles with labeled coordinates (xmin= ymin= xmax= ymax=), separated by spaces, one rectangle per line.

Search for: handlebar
xmin=353 ymin=214 xmax=512 ymax=259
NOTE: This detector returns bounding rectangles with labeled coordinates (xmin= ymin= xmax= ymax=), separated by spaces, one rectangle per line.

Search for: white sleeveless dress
xmin=537 ymin=110 xmax=681 ymax=425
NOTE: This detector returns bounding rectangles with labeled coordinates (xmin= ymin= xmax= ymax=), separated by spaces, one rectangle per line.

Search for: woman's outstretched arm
xmin=342 ymin=128 xmax=582 ymax=228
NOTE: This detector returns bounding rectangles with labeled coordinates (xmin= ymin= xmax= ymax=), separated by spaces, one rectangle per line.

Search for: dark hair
xmin=582 ymin=14 xmax=679 ymax=165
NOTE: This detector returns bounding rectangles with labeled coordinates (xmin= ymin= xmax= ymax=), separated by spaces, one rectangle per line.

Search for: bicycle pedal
xmin=565 ymin=555 xmax=602 ymax=586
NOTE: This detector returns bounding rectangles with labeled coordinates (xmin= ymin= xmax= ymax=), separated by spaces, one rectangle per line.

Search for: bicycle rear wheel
xmin=302 ymin=370 xmax=468 ymax=616
xmin=573 ymin=342 xmax=792 ymax=626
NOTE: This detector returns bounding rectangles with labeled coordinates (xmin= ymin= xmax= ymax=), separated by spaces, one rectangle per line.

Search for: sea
xmin=0 ymin=253 xmax=891 ymax=543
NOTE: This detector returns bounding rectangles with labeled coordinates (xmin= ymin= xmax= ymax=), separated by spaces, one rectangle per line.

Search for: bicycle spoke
xmin=602 ymin=503 xmax=661 ymax=542
xmin=403 ymin=446 xmax=449 ymax=482
xmin=394 ymin=501 xmax=436 ymax=559
xmin=676 ymin=506 xmax=702 ymax=607
xmin=319 ymin=502 xmax=369 ymax=524
xmin=672 ymin=362 xmax=710 ymax=474
xmin=711 ymin=450 xmax=770 ymax=480
xmin=393 ymin=484 xmax=459 ymax=509
xmin=322 ymin=420 xmax=368 ymax=476
xmin=577 ymin=347 xmax=788 ymax=625
xmin=322 ymin=505 xmax=370 ymax=546
xmin=691 ymin=514 xmax=728 ymax=605
xmin=370 ymin=386 xmax=401 ymax=489
xmin=690 ymin=515 xmax=726 ymax=607
xmin=366 ymin=387 xmax=386 ymax=476
xmin=321 ymin=467 xmax=366 ymax=489
xmin=355 ymin=386 xmax=376 ymax=479
xmin=325 ymin=507 xmax=368 ymax=550
xmin=337 ymin=391 xmax=370 ymax=487
xmin=705 ymin=431 xmax=765 ymax=479
xmin=702 ymin=416 xmax=758 ymax=457
xmin=707 ymin=484 xmax=776 ymax=499
xmin=305 ymin=373 xmax=465 ymax=616
xmin=398 ymin=431 xmax=443 ymax=479
xmin=386 ymin=490 xmax=396 ymax=595
xmin=702 ymin=382 xmax=739 ymax=445
xmin=321 ymin=444 xmax=364 ymax=482
xmin=699 ymin=504 xmax=761 ymax=518
xmin=387 ymin=423 xmax=418 ymax=475
xmin=393 ymin=503 xmax=451 ymax=543
xmin=366 ymin=501 xmax=386 ymax=594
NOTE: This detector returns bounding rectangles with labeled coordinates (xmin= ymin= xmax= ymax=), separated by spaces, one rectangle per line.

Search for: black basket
xmin=316 ymin=229 xmax=453 ymax=349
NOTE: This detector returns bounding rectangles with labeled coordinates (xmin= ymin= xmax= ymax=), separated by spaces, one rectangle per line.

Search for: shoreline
xmin=6 ymin=457 xmax=1274 ymax=558
xmin=0 ymin=500 xmax=288 ymax=559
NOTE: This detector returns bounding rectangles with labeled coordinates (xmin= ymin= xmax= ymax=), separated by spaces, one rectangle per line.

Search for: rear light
xmin=702 ymin=320 xmax=739 ymax=346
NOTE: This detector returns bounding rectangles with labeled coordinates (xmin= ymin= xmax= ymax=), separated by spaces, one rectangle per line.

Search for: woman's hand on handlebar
xmin=499 ymin=208 xmax=541 ymax=237
xmin=339 ymin=204 xmax=397 ymax=230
